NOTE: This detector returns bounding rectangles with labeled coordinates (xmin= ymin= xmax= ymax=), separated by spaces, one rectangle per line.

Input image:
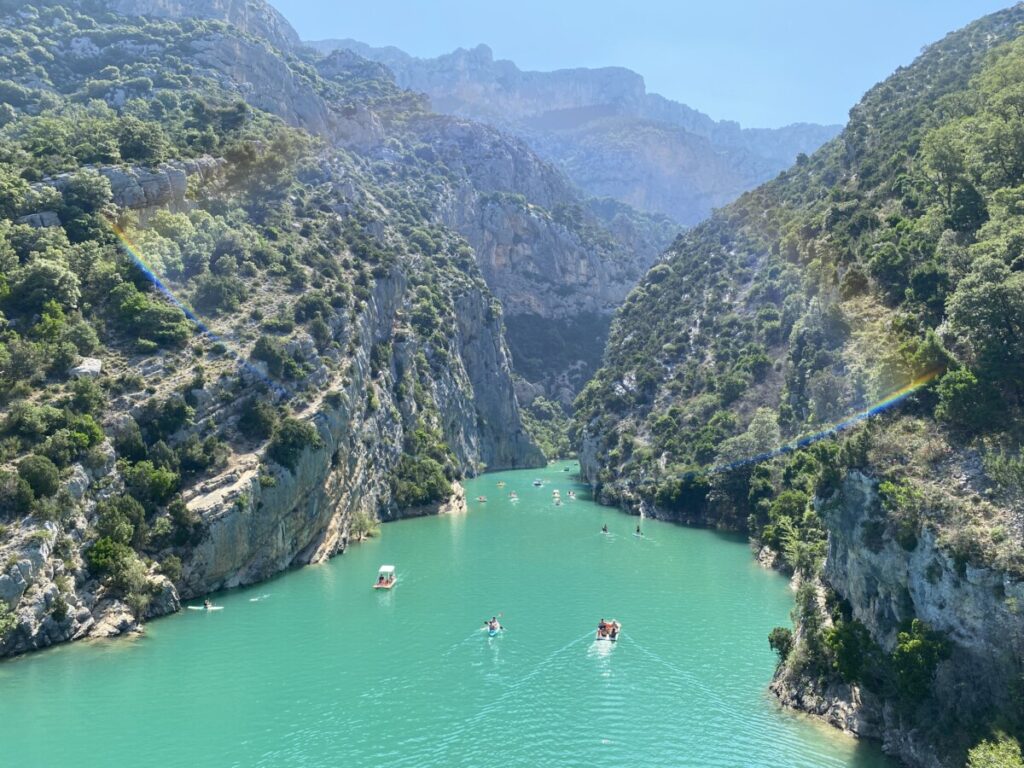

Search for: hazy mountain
xmin=307 ymin=39 xmax=842 ymax=225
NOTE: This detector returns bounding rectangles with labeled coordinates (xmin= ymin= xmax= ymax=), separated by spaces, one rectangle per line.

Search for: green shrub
xmin=124 ymin=460 xmax=179 ymax=509
xmin=267 ymin=418 xmax=322 ymax=471
xmin=392 ymin=454 xmax=451 ymax=509
xmin=768 ymin=626 xmax=793 ymax=662
xmin=238 ymin=398 xmax=278 ymax=441
xmin=934 ymin=368 xmax=1002 ymax=434
xmin=892 ymin=619 xmax=949 ymax=702
xmin=0 ymin=471 xmax=34 ymax=518
xmin=824 ymin=619 xmax=877 ymax=684
xmin=17 ymin=454 xmax=60 ymax=498
xmin=0 ymin=602 xmax=16 ymax=639
xmin=968 ymin=733 xmax=1024 ymax=768
xmin=95 ymin=495 xmax=147 ymax=548
xmin=158 ymin=555 xmax=182 ymax=584
xmin=85 ymin=536 xmax=133 ymax=576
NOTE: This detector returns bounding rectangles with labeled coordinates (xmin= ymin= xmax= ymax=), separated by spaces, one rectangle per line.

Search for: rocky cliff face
xmin=309 ymin=39 xmax=841 ymax=225
xmin=772 ymin=471 xmax=1024 ymax=767
xmin=0 ymin=251 xmax=540 ymax=657
xmin=0 ymin=1 xmax=547 ymax=659
xmin=108 ymin=0 xmax=301 ymax=51
xmin=73 ymin=7 xmax=674 ymax=402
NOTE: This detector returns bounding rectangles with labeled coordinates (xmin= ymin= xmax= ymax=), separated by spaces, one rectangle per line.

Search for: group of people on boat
xmin=376 ymin=573 xmax=395 ymax=587
xmin=596 ymin=618 xmax=620 ymax=640
xmin=484 ymin=616 xmax=504 ymax=633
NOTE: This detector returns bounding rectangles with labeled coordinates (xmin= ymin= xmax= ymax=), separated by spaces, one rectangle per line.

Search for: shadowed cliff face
xmin=307 ymin=39 xmax=842 ymax=225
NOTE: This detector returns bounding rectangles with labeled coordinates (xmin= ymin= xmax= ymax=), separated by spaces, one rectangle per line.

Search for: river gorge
xmin=1 ymin=463 xmax=891 ymax=767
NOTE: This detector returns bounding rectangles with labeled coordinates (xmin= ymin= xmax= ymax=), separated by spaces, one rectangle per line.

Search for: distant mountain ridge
xmin=307 ymin=39 xmax=843 ymax=225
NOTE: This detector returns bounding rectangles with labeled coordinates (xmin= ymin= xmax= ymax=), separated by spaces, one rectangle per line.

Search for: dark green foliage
xmin=238 ymin=397 xmax=278 ymax=441
xmin=267 ymin=417 xmax=322 ymax=471
xmin=392 ymin=454 xmax=451 ymax=509
xmin=251 ymin=335 xmax=305 ymax=380
xmin=520 ymin=397 xmax=574 ymax=460
xmin=824 ymin=619 xmax=877 ymax=684
xmin=892 ymin=619 xmax=950 ymax=702
xmin=391 ymin=420 xmax=456 ymax=509
xmin=0 ymin=470 xmax=34 ymax=518
xmin=69 ymin=378 xmax=105 ymax=416
xmin=158 ymin=555 xmax=182 ymax=584
xmin=85 ymin=536 xmax=133 ymax=576
xmin=192 ymin=273 xmax=246 ymax=314
xmin=967 ymin=734 xmax=1024 ymax=768
xmin=108 ymin=282 xmax=191 ymax=347
xmin=768 ymin=626 xmax=794 ymax=662
xmin=17 ymin=454 xmax=59 ymax=498
xmin=176 ymin=434 xmax=227 ymax=478
xmin=124 ymin=460 xmax=178 ymax=510
xmin=136 ymin=396 xmax=194 ymax=444
xmin=95 ymin=496 xmax=147 ymax=549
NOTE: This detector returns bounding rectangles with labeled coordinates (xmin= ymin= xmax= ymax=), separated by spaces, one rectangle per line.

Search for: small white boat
xmin=532 ymin=479 xmax=543 ymax=487
xmin=187 ymin=605 xmax=223 ymax=612
xmin=373 ymin=564 xmax=396 ymax=589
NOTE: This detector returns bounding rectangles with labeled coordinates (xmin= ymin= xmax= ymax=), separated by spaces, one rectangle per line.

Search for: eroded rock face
xmin=772 ymin=472 xmax=1024 ymax=767
xmin=309 ymin=39 xmax=842 ymax=225
xmin=41 ymin=157 xmax=225 ymax=215
xmin=106 ymin=0 xmax=301 ymax=51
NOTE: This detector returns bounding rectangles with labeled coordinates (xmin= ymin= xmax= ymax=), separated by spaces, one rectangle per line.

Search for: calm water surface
xmin=0 ymin=462 xmax=892 ymax=767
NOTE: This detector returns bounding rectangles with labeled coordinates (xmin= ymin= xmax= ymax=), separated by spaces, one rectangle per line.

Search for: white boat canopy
xmin=378 ymin=565 xmax=395 ymax=576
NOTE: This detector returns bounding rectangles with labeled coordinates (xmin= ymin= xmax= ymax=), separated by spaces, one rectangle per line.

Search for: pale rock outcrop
xmin=106 ymin=0 xmax=301 ymax=52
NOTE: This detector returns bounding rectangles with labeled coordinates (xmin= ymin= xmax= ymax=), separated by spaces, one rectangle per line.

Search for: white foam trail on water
xmin=621 ymin=633 xmax=737 ymax=718
xmin=434 ymin=630 xmax=595 ymax=746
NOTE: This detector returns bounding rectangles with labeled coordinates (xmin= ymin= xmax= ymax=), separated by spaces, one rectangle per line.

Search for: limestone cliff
xmin=107 ymin=0 xmax=301 ymax=51
xmin=308 ymin=39 xmax=841 ymax=225
xmin=772 ymin=471 xmax=1024 ymax=767
xmin=0 ymin=2 xmax=545 ymax=659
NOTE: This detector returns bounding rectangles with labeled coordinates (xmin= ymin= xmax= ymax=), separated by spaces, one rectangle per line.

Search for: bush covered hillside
xmin=0 ymin=1 xmax=559 ymax=657
xmin=576 ymin=6 xmax=1024 ymax=765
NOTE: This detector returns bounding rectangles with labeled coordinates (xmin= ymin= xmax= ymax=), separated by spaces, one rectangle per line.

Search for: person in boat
xmin=204 ymin=599 xmax=212 ymax=609
xmin=601 ymin=524 xmax=609 ymax=534
xmin=485 ymin=616 xmax=502 ymax=632
xmin=377 ymin=574 xmax=386 ymax=585
xmin=597 ymin=618 xmax=608 ymax=637
xmin=608 ymin=623 xmax=619 ymax=639
xmin=636 ymin=525 xmax=643 ymax=536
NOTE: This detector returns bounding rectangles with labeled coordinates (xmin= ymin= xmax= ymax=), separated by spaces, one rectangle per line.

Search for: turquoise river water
xmin=0 ymin=462 xmax=893 ymax=767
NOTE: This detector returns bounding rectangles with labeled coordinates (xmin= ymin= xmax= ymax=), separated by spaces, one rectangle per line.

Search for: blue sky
xmin=271 ymin=0 xmax=1012 ymax=128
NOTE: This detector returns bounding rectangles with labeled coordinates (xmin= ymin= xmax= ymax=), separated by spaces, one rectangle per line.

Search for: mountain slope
xmin=576 ymin=6 xmax=1024 ymax=766
xmin=0 ymin=0 xmax=552 ymax=656
xmin=307 ymin=39 xmax=841 ymax=225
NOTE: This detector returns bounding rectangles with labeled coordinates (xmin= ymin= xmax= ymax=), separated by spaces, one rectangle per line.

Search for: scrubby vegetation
xmin=0 ymin=1 xmax=545 ymax=655
xmin=577 ymin=6 xmax=1024 ymax=760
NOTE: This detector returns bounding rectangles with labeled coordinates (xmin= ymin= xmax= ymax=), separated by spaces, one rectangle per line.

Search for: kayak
xmin=187 ymin=605 xmax=224 ymax=611
xmin=487 ymin=626 xmax=503 ymax=637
